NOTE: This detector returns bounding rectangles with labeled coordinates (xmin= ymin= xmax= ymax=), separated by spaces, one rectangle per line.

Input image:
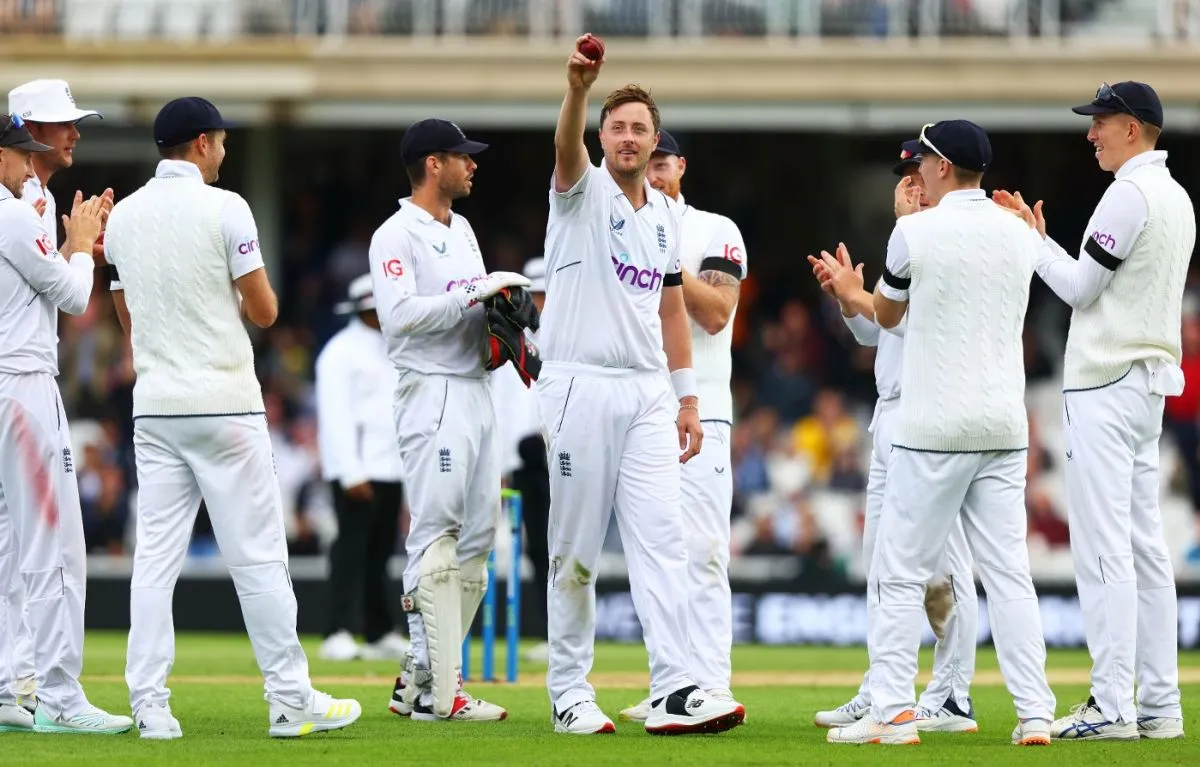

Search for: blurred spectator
xmin=1168 ymin=300 xmax=1200 ymax=563
xmin=72 ymin=420 xmax=130 ymax=554
xmin=792 ymin=389 xmax=860 ymax=485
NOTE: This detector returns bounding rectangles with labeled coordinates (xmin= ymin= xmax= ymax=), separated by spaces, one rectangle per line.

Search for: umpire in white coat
xmin=316 ymin=274 xmax=408 ymax=663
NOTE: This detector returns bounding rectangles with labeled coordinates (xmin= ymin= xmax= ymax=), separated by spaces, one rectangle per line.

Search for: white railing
xmin=27 ymin=0 xmax=1199 ymax=43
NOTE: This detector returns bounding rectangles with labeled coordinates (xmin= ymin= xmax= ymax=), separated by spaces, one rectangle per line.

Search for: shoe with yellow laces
xmin=268 ymin=690 xmax=362 ymax=738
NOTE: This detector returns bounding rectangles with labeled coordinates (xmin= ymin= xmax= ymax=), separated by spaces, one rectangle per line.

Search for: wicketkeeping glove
xmin=484 ymin=305 xmax=542 ymax=388
xmin=457 ymin=271 xmax=531 ymax=308
xmin=486 ymin=286 xmax=540 ymax=332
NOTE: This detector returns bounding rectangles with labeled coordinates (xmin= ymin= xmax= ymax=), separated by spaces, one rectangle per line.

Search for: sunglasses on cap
xmin=917 ymin=123 xmax=949 ymax=164
xmin=1094 ymin=83 xmax=1139 ymax=121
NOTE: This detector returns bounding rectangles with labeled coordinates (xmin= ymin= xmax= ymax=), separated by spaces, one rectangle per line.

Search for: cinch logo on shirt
xmin=445 ymin=275 xmax=486 ymax=292
xmin=1091 ymin=231 xmax=1116 ymax=251
xmin=237 ymin=239 xmax=259 ymax=255
xmin=611 ymin=253 xmax=663 ymax=292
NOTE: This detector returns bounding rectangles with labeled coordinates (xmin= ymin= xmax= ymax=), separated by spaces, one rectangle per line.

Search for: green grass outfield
xmin=15 ymin=631 xmax=1200 ymax=765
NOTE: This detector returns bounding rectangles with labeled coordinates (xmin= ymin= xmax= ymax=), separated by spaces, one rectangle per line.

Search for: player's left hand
xmin=817 ymin=243 xmax=864 ymax=300
xmin=677 ymin=397 xmax=703 ymax=463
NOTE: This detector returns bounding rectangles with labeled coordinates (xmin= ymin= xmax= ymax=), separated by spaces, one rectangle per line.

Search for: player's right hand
xmin=567 ymin=35 xmax=603 ymax=91
xmin=63 ymin=190 xmax=106 ymax=249
xmin=460 ymin=271 xmax=531 ymax=307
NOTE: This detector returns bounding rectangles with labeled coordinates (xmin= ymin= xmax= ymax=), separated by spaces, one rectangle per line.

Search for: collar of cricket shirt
xmin=1115 ymin=149 xmax=1168 ymax=179
xmin=939 ymin=188 xmax=988 ymax=206
xmin=154 ymin=159 xmax=204 ymax=180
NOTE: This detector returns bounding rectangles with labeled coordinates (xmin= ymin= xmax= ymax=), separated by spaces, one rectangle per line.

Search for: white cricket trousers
xmin=680 ymin=420 xmax=733 ymax=693
xmin=538 ymin=363 xmax=695 ymax=711
xmin=858 ymin=398 xmax=977 ymax=711
xmin=394 ymin=372 xmax=499 ymax=669
xmin=1062 ymin=361 xmax=1181 ymax=723
xmin=868 ymin=447 xmax=1055 ymax=724
xmin=126 ymin=415 xmax=313 ymax=713
xmin=0 ymin=373 xmax=88 ymax=718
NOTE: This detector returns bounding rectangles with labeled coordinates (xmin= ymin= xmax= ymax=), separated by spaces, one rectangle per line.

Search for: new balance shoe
xmin=268 ymin=691 xmax=361 ymax=738
xmin=1011 ymin=717 xmax=1052 ymax=745
xmin=815 ymin=695 xmax=870 ymax=728
xmin=135 ymin=704 xmax=182 ymax=740
xmin=827 ymin=710 xmax=920 ymax=744
xmin=618 ymin=697 xmax=651 ymax=723
xmin=1051 ymin=697 xmax=1138 ymax=740
xmin=1137 ymin=715 xmax=1185 ymax=740
xmin=554 ymin=700 xmax=616 ymax=734
xmin=915 ymin=697 xmax=978 ymax=733
xmin=412 ymin=690 xmax=506 ymax=722
xmin=644 ymin=685 xmax=744 ymax=735
xmin=0 ymin=703 xmax=33 ymax=732
xmin=33 ymin=705 xmax=134 ymax=735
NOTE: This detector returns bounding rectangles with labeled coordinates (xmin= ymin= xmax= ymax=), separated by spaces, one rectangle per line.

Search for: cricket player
xmin=105 ymin=97 xmax=361 ymax=739
xmin=316 ymin=274 xmax=408 ymax=663
xmin=996 ymin=81 xmax=1192 ymax=741
xmin=810 ymin=146 xmax=979 ymax=734
xmin=371 ymin=118 xmax=522 ymax=723
xmin=0 ymin=114 xmax=131 ymax=735
xmin=826 ymin=120 xmax=1056 ymax=746
xmin=538 ymin=37 xmax=745 ymax=736
xmin=618 ymin=129 xmax=748 ymax=722
xmin=2 ymin=78 xmax=106 ymax=718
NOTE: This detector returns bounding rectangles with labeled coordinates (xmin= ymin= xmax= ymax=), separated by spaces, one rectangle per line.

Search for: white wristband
xmin=670 ymin=367 xmax=698 ymax=400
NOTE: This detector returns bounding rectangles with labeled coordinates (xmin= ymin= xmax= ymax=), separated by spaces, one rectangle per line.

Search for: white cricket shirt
xmin=104 ymin=160 xmax=265 ymax=417
xmin=369 ymin=198 xmax=488 ymax=378
xmin=1037 ymin=150 xmax=1195 ymax=392
xmin=315 ymin=317 xmax=404 ymax=486
xmin=881 ymin=189 xmax=1037 ymax=452
xmin=0 ymin=184 xmax=93 ymax=375
xmin=22 ymin=175 xmax=56 ymax=244
xmin=676 ymin=195 xmax=747 ymax=423
xmin=540 ymin=161 xmax=684 ymax=373
xmin=843 ymin=301 xmax=903 ymax=401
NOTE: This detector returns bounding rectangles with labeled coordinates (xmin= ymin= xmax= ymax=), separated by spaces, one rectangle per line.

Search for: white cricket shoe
xmin=318 ymin=631 xmax=359 ymax=662
xmin=268 ymin=691 xmax=361 ymax=738
xmin=1011 ymin=717 xmax=1052 ymax=745
xmin=135 ymin=704 xmax=182 ymax=740
xmin=815 ymin=695 xmax=870 ymax=728
xmin=0 ymin=703 xmax=33 ymax=732
xmin=359 ymin=632 xmax=409 ymax=661
xmin=33 ymin=705 xmax=134 ymax=735
xmin=412 ymin=689 xmax=507 ymax=722
xmin=618 ymin=697 xmax=651 ymax=723
xmin=827 ymin=710 xmax=920 ymax=745
xmin=1051 ymin=697 xmax=1138 ymax=740
xmin=554 ymin=700 xmax=616 ymax=734
xmin=645 ymin=686 xmax=744 ymax=735
xmin=915 ymin=698 xmax=978 ymax=733
xmin=1138 ymin=715 xmax=1185 ymax=740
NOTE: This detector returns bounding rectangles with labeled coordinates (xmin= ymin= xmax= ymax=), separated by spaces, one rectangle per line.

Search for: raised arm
xmin=1 ymin=191 xmax=103 ymax=316
xmin=554 ymin=35 xmax=604 ymax=193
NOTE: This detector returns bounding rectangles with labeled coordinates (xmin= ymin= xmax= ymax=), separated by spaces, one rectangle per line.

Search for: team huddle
xmin=0 ymin=36 xmax=1190 ymax=745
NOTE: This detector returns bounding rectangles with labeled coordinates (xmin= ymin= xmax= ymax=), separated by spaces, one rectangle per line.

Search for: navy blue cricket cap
xmin=400 ymin=119 xmax=488 ymax=165
xmin=652 ymin=128 xmax=682 ymax=157
xmin=153 ymin=97 xmax=234 ymax=147
xmin=900 ymin=120 xmax=992 ymax=173
xmin=1071 ymin=81 xmax=1164 ymax=129
xmin=893 ymin=143 xmax=920 ymax=176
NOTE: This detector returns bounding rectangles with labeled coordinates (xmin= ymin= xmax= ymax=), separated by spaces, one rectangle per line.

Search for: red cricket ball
xmin=578 ymin=35 xmax=605 ymax=62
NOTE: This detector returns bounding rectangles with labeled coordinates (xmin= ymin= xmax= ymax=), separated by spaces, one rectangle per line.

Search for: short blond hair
xmin=600 ymin=85 xmax=660 ymax=132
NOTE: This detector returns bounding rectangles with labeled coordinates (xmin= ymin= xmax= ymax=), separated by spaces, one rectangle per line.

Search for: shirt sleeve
xmin=369 ymin=228 xmax=467 ymax=337
xmin=314 ymin=340 xmax=367 ymax=487
xmin=698 ymin=216 xmax=748 ymax=280
xmin=222 ymin=194 xmax=265 ymax=281
xmin=879 ymin=225 xmax=911 ymax=303
xmin=548 ymin=164 xmax=596 ymax=218
xmin=106 ymin=239 xmax=123 ymax=291
xmin=0 ymin=202 xmax=94 ymax=315
xmin=843 ymin=312 xmax=880 ymax=347
xmin=1035 ymin=180 xmax=1145 ymax=309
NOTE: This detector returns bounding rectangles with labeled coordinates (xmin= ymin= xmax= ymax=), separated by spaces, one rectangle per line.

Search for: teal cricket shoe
xmin=33 ymin=704 xmax=134 ymax=735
